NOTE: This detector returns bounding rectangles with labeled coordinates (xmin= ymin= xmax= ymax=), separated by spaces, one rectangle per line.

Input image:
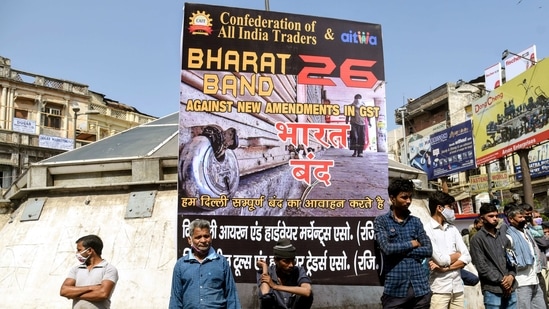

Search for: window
xmin=0 ymin=165 xmax=12 ymax=188
xmin=14 ymin=109 xmax=28 ymax=119
xmin=41 ymin=103 xmax=63 ymax=129
xmin=44 ymin=106 xmax=61 ymax=115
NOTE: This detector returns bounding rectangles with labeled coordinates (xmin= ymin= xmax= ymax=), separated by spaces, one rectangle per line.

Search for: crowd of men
xmin=376 ymin=178 xmax=549 ymax=309
xmin=62 ymin=179 xmax=549 ymax=309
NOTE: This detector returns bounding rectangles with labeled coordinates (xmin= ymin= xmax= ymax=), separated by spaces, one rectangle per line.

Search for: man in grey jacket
xmin=470 ymin=203 xmax=517 ymax=309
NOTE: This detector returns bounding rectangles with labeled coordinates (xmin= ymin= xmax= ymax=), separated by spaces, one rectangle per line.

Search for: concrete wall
xmin=0 ymin=191 xmax=176 ymax=308
xmin=0 ymin=189 xmax=485 ymax=308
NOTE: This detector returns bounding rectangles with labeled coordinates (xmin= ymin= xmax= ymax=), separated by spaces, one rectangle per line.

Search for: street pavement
xmin=300 ymin=147 xmax=388 ymax=217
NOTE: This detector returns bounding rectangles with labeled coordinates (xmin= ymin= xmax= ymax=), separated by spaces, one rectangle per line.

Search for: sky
xmin=1 ymin=0 xmax=548 ymax=131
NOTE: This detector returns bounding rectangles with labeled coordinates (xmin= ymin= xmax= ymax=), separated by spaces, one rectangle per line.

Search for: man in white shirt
xmin=505 ymin=204 xmax=546 ymax=309
xmin=425 ymin=191 xmax=472 ymax=309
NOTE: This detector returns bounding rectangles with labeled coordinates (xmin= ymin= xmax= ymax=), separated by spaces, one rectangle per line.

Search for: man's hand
xmin=259 ymin=273 xmax=276 ymax=289
xmin=256 ymin=259 xmax=268 ymax=274
xmin=449 ymin=252 xmax=461 ymax=264
xmin=501 ymin=275 xmax=514 ymax=291
xmin=428 ymin=260 xmax=448 ymax=272
xmin=411 ymin=240 xmax=421 ymax=248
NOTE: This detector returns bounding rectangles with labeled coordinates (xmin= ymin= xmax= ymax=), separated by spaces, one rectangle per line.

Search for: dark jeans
xmin=381 ymin=285 xmax=431 ymax=309
xmin=349 ymin=123 xmax=365 ymax=153
xmin=259 ymin=292 xmax=313 ymax=309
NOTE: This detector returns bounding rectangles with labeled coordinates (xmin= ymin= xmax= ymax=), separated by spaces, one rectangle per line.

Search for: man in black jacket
xmin=470 ymin=203 xmax=517 ymax=309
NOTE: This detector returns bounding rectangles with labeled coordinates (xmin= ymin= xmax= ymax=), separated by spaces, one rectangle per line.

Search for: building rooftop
xmin=39 ymin=112 xmax=179 ymax=164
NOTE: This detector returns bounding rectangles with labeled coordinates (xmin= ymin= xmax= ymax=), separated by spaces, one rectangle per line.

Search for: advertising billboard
xmin=503 ymin=45 xmax=537 ymax=83
xmin=408 ymin=120 xmax=475 ymax=180
xmin=469 ymin=171 xmax=511 ymax=194
xmin=514 ymin=142 xmax=549 ymax=180
xmin=12 ymin=117 xmax=36 ymax=134
xmin=484 ymin=62 xmax=502 ymax=91
xmin=178 ymin=4 xmax=387 ymax=285
xmin=472 ymin=57 xmax=549 ymax=166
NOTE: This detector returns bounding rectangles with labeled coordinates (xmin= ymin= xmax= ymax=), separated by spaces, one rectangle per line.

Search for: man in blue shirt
xmin=169 ymin=219 xmax=241 ymax=309
xmin=374 ymin=178 xmax=433 ymax=308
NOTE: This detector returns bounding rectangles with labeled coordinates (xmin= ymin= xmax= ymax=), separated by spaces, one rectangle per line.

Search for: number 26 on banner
xmin=297 ymin=55 xmax=378 ymax=89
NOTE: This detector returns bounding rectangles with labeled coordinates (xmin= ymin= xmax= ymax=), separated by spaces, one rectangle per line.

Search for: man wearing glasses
xmin=256 ymin=238 xmax=313 ymax=309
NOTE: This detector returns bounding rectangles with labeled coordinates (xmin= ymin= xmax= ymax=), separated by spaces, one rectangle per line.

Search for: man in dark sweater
xmin=470 ymin=203 xmax=518 ymax=309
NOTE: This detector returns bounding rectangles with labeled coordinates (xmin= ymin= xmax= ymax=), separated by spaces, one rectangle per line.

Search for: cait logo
xmin=188 ymin=11 xmax=213 ymax=35
xmin=340 ymin=31 xmax=378 ymax=45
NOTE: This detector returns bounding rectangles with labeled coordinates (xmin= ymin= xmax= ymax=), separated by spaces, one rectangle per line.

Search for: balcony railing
xmin=2 ymin=68 xmax=89 ymax=96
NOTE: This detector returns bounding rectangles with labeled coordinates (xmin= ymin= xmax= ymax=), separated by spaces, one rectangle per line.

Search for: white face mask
xmin=442 ymin=207 xmax=456 ymax=224
xmin=76 ymin=248 xmax=90 ymax=264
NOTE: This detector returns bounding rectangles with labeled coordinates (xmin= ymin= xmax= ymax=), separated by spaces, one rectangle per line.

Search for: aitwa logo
xmin=340 ymin=31 xmax=378 ymax=45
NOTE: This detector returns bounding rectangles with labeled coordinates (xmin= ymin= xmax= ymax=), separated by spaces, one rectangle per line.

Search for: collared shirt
xmin=67 ymin=259 xmax=118 ymax=309
xmin=374 ymin=211 xmax=433 ymax=298
xmin=169 ymin=247 xmax=241 ymax=309
xmin=470 ymin=227 xmax=517 ymax=294
xmin=507 ymin=228 xmax=539 ymax=286
xmin=257 ymin=264 xmax=312 ymax=309
xmin=424 ymin=218 xmax=471 ymax=294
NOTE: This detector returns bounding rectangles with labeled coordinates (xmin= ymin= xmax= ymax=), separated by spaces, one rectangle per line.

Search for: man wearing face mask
xmin=471 ymin=203 xmax=517 ymax=308
xmin=424 ymin=191 xmax=471 ymax=309
xmin=60 ymin=234 xmax=119 ymax=309
xmin=345 ymin=94 xmax=366 ymax=157
xmin=522 ymin=204 xmax=544 ymax=236
xmin=505 ymin=204 xmax=546 ymax=309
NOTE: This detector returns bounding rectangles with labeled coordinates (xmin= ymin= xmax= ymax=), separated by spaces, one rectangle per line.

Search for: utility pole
xmin=397 ymin=107 xmax=408 ymax=165
xmin=517 ymin=148 xmax=534 ymax=206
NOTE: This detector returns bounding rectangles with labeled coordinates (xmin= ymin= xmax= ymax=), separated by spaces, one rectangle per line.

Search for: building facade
xmin=391 ymin=79 xmax=549 ymax=214
xmin=0 ymin=56 xmax=157 ymax=193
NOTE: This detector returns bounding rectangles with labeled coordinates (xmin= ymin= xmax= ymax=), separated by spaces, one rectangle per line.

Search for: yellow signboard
xmin=472 ymin=58 xmax=549 ymax=165
xmin=469 ymin=171 xmax=510 ymax=194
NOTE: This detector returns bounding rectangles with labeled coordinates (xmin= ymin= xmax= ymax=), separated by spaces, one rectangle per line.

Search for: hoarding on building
xmin=484 ymin=62 xmax=502 ymax=91
xmin=514 ymin=142 xmax=549 ymax=180
xmin=178 ymin=4 xmax=387 ymax=285
xmin=503 ymin=45 xmax=537 ymax=82
xmin=469 ymin=171 xmax=510 ymax=194
xmin=472 ymin=57 xmax=549 ymax=166
xmin=408 ymin=120 xmax=475 ymax=180
xmin=38 ymin=135 xmax=73 ymax=151
xmin=12 ymin=117 xmax=36 ymax=134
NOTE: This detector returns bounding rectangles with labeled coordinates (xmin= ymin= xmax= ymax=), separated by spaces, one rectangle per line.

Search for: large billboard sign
xmin=408 ymin=120 xmax=475 ymax=180
xmin=472 ymin=57 xmax=549 ymax=166
xmin=503 ymin=45 xmax=537 ymax=83
xmin=484 ymin=62 xmax=502 ymax=91
xmin=178 ymin=4 xmax=387 ymax=285
xmin=514 ymin=142 xmax=549 ymax=180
